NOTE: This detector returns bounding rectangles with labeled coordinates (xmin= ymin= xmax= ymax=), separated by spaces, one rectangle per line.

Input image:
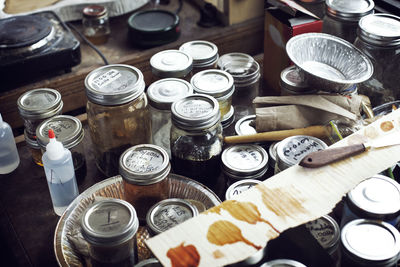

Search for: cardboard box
xmin=263 ymin=1 xmax=323 ymax=95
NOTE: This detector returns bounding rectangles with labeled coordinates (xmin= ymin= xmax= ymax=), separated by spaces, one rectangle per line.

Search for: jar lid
xmin=279 ymin=66 xmax=309 ymax=92
xmin=119 ymin=144 xmax=170 ymax=185
xmin=222 ymin=144 xmax=269 ymax=180
xmin=82 ymin=5 xmax=107 ymax=18
xmin=17 ymin=88 xmax=63 ymax=119
xmin=276 ymin=135 xmax=328 ymax=171
xmin=348 ymin=174 xmax=400 ymax=219
xmin=235 ymin=115 xmax=257 ymax=136
xmin=24 ymin=130 xmax=40 ymax=149
xmin=134 ymin=258 xmax=162 ymax=267
xmin=358 ymin=13 xmax=400 ymax=46
xmin=218 ymin=53 xmax=260 ymax=87
xmin=171 ymin=94 xmax=220 ymax=131
xmin=147 ymin=78 xmax=193 ymax=110
xmin=146 ymin=198 xmax=198 ymax=235
xmin=341 ymin=219 xmax=400 ymax=263
xmin=150 ymin=50 xmax=193 ymax=78
xmin=36 ymin=115 xmax=84 ymax=149
xmin=217 ymin=53 xmax=254 ymax=70
xmin=225 ymin=179 xmax=262 ymax=200
xmin=81 ymin=199 xmax=139 ymax=246
xmin=221 ymin=105 xmax=235 ymax=129
xmin=260 ymin=259 xmax=307 ymax=267
xmin=191 ymin=70 xmax=234 ymax=99
xmin=179 ymin=40 xmax=219 ymax=67
xmin=305 ymin=214 xmax=340 ymax=251
xmin=326 ymin=0 xmax=374 ymax=21
xmin=85 ymin=64 xmax=145 ymax=106
xmin=268 ymin=141 xmax=280 ymax=169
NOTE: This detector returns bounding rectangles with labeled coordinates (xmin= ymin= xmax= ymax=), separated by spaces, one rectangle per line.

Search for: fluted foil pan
xmin=286 ymin=33 xmax=373 ymax=93
xmin=54 ymin=174 xmax=221 ymax=267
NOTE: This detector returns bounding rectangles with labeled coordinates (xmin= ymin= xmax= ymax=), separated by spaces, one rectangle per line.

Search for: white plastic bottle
xmin=0 ymin=113 xmax=20 ymax=174
xmin=42 ymin=129 xmax=79 ymax=216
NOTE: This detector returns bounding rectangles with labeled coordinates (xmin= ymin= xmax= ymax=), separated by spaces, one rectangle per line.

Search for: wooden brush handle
xmin=299 ymin=144 xmax=366 ymax=168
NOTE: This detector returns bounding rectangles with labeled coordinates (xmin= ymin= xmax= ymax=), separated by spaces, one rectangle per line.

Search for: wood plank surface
xmin=146 ymin=109 xmax=400 ymax=266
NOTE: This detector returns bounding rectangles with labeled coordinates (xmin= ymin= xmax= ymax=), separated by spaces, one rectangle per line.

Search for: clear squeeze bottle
xmin=42 ymin=129 xmax=79 ymax=216
xmin=0 ymin=113 xmax=20 ymax=174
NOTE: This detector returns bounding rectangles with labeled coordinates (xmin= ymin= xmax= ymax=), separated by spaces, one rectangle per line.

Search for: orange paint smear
xmin=381 ymin=121 xmax=394 ymax=132
xmin=213 ymin=249 xmax=225 ymax=259
xmin=167 ymin=243 xmax=200 ymax=267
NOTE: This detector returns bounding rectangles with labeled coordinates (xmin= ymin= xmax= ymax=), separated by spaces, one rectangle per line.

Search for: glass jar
xmin=81 ymin=199 xmax=139 ymax=267
xmin=354 ymin=13 xmax=400 ymax=107
xmin=119 ymin=144 xmax=170 ymax=223
xmin=85 ymin=64 xmax=151 ymax=177
xmin=146 ymin=198 xmax=198 ymax=236
xmin=17 ymin=88 xmax=63 ymax=140
xmin=147 ymin=78 xmax=193 ymax=158
xmin=191 ymin=69 xmax=235 ymax=119
xmin=36 ymin=115 xmax=87 ymax=181
xmin=340 ymin=219 xmax=400 ymax=267
xmin=24 ymin=130 xmax=43 ymax=166
xmin=275 ymin=135 xmax=328 ymax=173
xmin=82 ymin=5 xmax=111 ymax=45
xmin=340 ymin=174 xmax=400 ymax=228
xmin=260 ymin=259 xmax=307 ymax=267
xmin=221 ymin=144 xmax=269 ymax=186
xmin=322 ymin=0 xmax=374 ymax=44
xmin=170 ymin=94 xmax=223 ymax=190
xmin=150 ymin=50 xmax=193 ymax=82
xmin=225 ymin=179 xmax=262 ymax=201
xmin=179 ymin=40 xmax=219 ymax=74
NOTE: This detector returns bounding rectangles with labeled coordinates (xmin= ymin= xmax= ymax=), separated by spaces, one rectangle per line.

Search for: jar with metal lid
xmin=179 ymin=40 xmax=219 ymax=74
xmin=191 ymin=69 xmax=235 ymax=119
xmin=340 ymin=219 xmax=400 ymax=266
xmin=221 ymin=105 xmax=235 ymax=136
xmin=322 ymin=0 xmax=374 ymax=44
xmin=17 ymin=88 xmax=63 ymax=140
xmin=150 ymin=50 xmax=193 ymax=82
xmin=170 ymin=94 xmax=223 ymax=190
xmin=147 ymin=78 xmax=193 ymax=158
xmin=235 ymin=114 xmax=257 ymax=136
xmin=146 ymin=198 xmax=198 ymax=236
xmin=222 ymin=144 xmax=269 ymax=186
xmin=225 ymin=179 xmax=262 ymax=200
xmin=82 ymin=5 xmax=111 ymax=45
xmin=279 ymin=66 xmax=315 ymax=96
xmin=119 ymin=144 xmax=170 ymax=223
xmin=275 ymin=135 xmax=328 ymax=174
xmin=81 ymin=199 xmax=139 ymax=267
xmin=85 ymin=64 xmax=151 ymax=177
xmin=24 ymin=130 xmax=43 ymax=166
xmin=305 ymin=215 xmax=340 ymax=263
xmin=36 ymin=115 xmax=86 ymax=180
xmin=260 ymin=259 xmax=307 ymax=267
xmin=268 ymin=141 xmax=280 ymax=172
xmin=354 ymin=13 xmax=400 ymax=107
xmin=340 ymin=174 xmax=400 ymax=228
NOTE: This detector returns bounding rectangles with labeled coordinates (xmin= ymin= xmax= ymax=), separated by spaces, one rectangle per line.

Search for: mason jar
xmin=170 ymin=94 xmax=223 ymax=190
xmin=36 ymin=115 xmax=87 ymax=181
xmin=235 ymin=114 xmax=257 ymax=136
xmin=354 ymin=13 xmax=400 ymax=107
xmin=82 ymin=5 xmax=111 ymax=45
xmin=17 ymin=88 xmax=63 ymax=140
xmin=322 ymin=0 xmax=374 ymax=43
xmin=340 ymin=219 xmax=400 ymax=266
xmin=179 ymin=40 xmax=219 ymax=74
xmin=340 ymin=174 xmax=400 ymax=228
xmin=81 ymin=199 xmax=139 ymax=267
xmin=225 ymin=179 xmax=262 ymax=201
xmin=150 ymin=50 xmax=193 ymax=82
xmin=147 ymin=78 xmax=193 ymax=158
xmin=24 ymin=130 xmax=43 ymax=166
xmin=119 ymin=144 xmax=170 ymax=223
xmin=275 ymin=135 xmax=328 ymax=173
xmin=191 ymin=69 xmax=235 ymax=119
xmin=85 ymin=64 xmax=151 ymax=177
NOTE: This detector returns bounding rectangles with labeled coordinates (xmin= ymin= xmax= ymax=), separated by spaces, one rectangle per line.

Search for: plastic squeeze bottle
xmin=0 ymin=113 xmax=20 ymax=174
xmin=42 ymin=129 xmax=79 ymax=216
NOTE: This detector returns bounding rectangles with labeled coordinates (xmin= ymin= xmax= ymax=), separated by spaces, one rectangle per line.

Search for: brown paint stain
xmin=167 ymin=243 xmax=200 ymax=267
xmin=381 ymin=121 xmax=394 ymax=132
xmin=213 ymin=249 xmax=225 ymax=259
xmin=204 ymin=205 xmax=223 ymax=215
xmin=207 ymin=220 xmax=262 ymax=250
xmin=256 ymin=184 xmax=307 ymax=219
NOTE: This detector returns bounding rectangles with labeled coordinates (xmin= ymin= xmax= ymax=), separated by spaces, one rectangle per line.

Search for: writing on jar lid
xmin=228 ymin=148 xmax=262 ymax=169
xmin=153 ymin=204 xmax=193 ymax=232
xmin=282 ymin=137 xmax=324 ymax=162
xmin=44 ymin=120 xmax=73 ymax=134
xmin=180 ymin=99 xmax=213 ymax=117
xmin=125 ymin=150 xmax=163 ymax=173
xmin=306 ymin=217 xmax=336 ymax=248
xmin=93 ymin=69 xmax=122 ymax=88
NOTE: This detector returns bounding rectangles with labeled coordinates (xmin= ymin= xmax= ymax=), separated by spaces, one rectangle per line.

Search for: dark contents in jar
xmin=98 ymin=144 xmax=132 ymax=177
xmin=72 ymin=151 xmax=87 ymax=182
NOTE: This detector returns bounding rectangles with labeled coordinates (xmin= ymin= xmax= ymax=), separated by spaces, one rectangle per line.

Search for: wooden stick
xmin=224 ymin=125 xmax=329 ymax=144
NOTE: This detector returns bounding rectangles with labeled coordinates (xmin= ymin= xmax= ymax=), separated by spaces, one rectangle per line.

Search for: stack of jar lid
xmin=150 ymin=49 xmax=193 ymax=81
xmin=179 ymin=40 xmax=219 ymax=74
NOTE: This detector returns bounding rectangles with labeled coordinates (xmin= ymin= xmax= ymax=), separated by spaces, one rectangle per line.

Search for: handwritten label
xmin=180 ymin=99 xmax=213 ymax=118
xmin=282 ymin=137 xmax=325 ymax=163
xmin=154 ymin=205 xmax=192 ymax=232
xmin=43 ymin=121 xmax=73 ymax=137
xmin=305 ymin=218 xmax=336 ymax=247
xmin=92 ymin=69 xmax=122 ymax=88
xmin=125 ymin=150 xmax=163 ymax=173
xmin=227 ymin=148 xmax=262 ymax=169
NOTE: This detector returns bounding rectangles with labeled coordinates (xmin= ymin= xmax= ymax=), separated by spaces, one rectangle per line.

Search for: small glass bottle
xmin=150 ymin=50 xmax=193 ymax=82
xmin=170 ymin=94 xmax=223 ymax=190
xmin=82 ymin=5 xmax=111 ymax=45
xmin=179 ymin=40 xmax=219 ymax=74
xmin=0 ymin=113 xmax=20 ymax=174
xmin=119 ymin=144 xmax=170 ymax=223
xmin=354 ymin=13 xmax=400 ymax=107
xmin=85 ymin=64 xmax=151 ymax=177
xmin=81 ymin=199 xmax=139 ymax=267
xmin=147 ymin=78 xmax=193 ymax=158
xmin=322 ymin=0 xmax=374 ymax=44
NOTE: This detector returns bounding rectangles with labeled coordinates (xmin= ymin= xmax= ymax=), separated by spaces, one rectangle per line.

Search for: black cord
xmin=175 ymin=0 xmax=183 ymax=14
xmin=66 ymin=22 xmax=109 ymax=65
